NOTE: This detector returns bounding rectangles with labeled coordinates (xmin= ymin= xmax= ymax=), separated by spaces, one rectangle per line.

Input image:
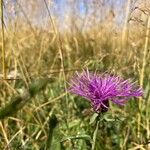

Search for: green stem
xmin=92 ymin=120 xmax=100 ymax=150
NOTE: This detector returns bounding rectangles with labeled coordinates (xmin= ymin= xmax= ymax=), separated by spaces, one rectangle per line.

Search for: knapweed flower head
xmin=69 ymin=69 xmax=143 ymax=113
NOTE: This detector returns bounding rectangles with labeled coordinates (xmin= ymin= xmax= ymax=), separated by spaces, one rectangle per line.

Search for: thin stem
xmin=92 ymin=120 xmax=100 ymax=150
xmin=140 ymin=15 xmax=150 ymax=90
xmin=0 ymin=121 xmax=10 ymax=150
xmin=1 ymin=0 xmax=6 ymax=79
xmin=43 ymin=0 xmax=69 ymax=127
xmin=138 ymin=15 xmax=150 ymax=138
xmin=43 ymin=0 xmax=67 ymax=97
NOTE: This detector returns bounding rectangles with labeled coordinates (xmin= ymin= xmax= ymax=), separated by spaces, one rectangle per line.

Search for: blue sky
xmin=50 ymin=0 xmax=127 ymax=28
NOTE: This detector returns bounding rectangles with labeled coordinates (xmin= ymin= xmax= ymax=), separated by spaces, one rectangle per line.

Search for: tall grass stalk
xmin=0 ymin=1 xmax=7 ymax=147
xmin=0 ymin=0 xmax=6 ymax=79
xmin=138 ymin=15 xmax=150 ymax=138
xmin=43 ymin=0 xmax=69 ymax=113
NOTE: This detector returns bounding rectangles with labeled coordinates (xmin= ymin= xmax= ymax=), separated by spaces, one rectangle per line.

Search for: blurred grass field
xmin=0 ymin=0 xmax=150 ymax=149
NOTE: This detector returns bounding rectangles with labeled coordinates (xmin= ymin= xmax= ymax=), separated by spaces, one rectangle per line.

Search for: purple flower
xmin=69 ymin=69 xmax=143 ymax=112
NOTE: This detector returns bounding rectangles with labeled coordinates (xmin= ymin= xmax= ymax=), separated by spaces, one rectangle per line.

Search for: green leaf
xmin=90 ymin=113 xmax=99 ymax=124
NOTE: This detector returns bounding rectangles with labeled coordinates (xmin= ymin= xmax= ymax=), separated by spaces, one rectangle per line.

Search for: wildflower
xmin=69 ymin=69 xmax=143 ymax=112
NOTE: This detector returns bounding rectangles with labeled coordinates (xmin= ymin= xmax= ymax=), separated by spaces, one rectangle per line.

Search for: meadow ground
xmin=0 ymin=0 xmax=150 ymax=149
